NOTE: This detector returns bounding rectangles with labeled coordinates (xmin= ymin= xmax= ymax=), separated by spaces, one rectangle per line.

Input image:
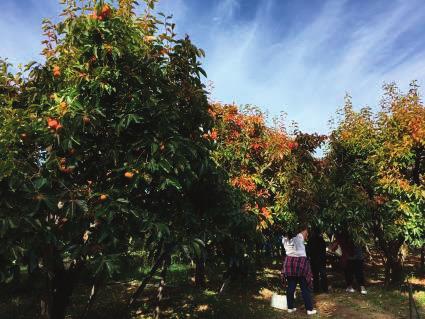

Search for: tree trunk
xmin=373 ymin=220 xmax=405 ymax=285
xmin=194 ymin=257 xmax=206 ymax=288
xmin=383 ymin=241 xmax=405 ymax=285
xmin=40 ymin=263 xmax=79 ymax=319
xmin=420 ymin=244 xmax=424 ymax=272
xmin=385 ymin=254 xmax=403 ymax=284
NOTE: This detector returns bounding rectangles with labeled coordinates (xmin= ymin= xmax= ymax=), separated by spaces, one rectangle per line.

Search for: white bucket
xmin=270 ymin=293 xmax=287 ymax=310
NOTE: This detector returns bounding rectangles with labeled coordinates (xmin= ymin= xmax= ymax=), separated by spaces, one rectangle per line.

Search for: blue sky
xmin=2 ymin=0 xmax=425 ymax=134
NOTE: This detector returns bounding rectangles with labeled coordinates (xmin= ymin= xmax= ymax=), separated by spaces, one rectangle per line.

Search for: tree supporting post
xmin=80 ymin=279 xmax=100 ymax=319
xmin=154 ymin=257 xmax=170 ymax=319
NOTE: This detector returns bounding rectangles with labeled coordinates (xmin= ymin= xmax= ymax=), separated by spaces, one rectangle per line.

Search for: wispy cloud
xmin=1 ymin=0 xmax=425 ymax=134
xmin=213 ymin=0 xmax=240 ymax=23
xmin=184 ymin=0 xmax=425 ymax=133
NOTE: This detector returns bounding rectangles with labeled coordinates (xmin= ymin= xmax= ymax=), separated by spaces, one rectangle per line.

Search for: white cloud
xmin=2 ymin=0 xmax=425 ymax=135
xmin=197 ymin=0 xmax=425 ymax=134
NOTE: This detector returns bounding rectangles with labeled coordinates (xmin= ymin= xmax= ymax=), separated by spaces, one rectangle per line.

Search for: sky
xmin=1 ymin=0 xmax=425 ymax=134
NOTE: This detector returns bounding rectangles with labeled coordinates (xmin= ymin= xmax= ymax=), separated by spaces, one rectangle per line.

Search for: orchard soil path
xmin=71 ymin=256 xmax=425 ymax=318
xmin=0 ymin=256 xmax=424 ymax=318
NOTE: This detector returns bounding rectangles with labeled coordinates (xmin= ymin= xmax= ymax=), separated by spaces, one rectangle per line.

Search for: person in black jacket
xmin=330 ymin=232 xmax=367 ymax=295
xmin=306 ymin=228 xmax=328 ymax=293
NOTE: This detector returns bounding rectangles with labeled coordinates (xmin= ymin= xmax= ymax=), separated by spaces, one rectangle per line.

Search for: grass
xmin=0 ymin=258 xmax=424 ymax=318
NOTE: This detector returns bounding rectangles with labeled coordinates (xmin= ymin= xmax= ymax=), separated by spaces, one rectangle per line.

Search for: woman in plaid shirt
xmin=282 ymin=226 xmax=317 ymax=315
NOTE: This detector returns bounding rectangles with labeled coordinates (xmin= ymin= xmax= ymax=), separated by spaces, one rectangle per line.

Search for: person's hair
xmin=283 ymin=229 xmax=296 ymax=239
xmin=298 ymin=223 xmax=309 ymax=233
xmin=283 ymin=223 xmax=309 ymax=239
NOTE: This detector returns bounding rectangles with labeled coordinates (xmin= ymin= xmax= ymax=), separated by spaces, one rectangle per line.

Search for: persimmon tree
xmin=286 ymin=132 xmax=328 ymax=228
xmin=0 ymin=1 xmax=240 ymax=318
xmin=325 ymin=83 xmax=425 ymax=284
xmin=209 ymin=103 xmax=326 ymax=264
xmin=210 ymin=103 xmax=291 ymax=236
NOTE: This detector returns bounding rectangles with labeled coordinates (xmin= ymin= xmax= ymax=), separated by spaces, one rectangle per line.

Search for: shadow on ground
xmin=0 ymin=257 xmax=424 ymax=318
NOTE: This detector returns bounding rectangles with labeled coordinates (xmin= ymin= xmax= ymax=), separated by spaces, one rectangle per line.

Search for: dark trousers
xmin=344 ymin=259 xmax=365 ymax=286
xmin=311 ymin=263 xmax=328 ymax=293
xmin=286 ymin=276 xmax=313 ymax=311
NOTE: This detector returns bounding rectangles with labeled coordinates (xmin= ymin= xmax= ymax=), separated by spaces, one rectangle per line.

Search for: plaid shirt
xmin=281 ymin=256 xmax=313 ymax=288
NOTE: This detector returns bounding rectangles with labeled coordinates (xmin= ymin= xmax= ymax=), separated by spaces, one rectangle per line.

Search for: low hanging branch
xmin=128 ymin=243 xmax=175 ymax=307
